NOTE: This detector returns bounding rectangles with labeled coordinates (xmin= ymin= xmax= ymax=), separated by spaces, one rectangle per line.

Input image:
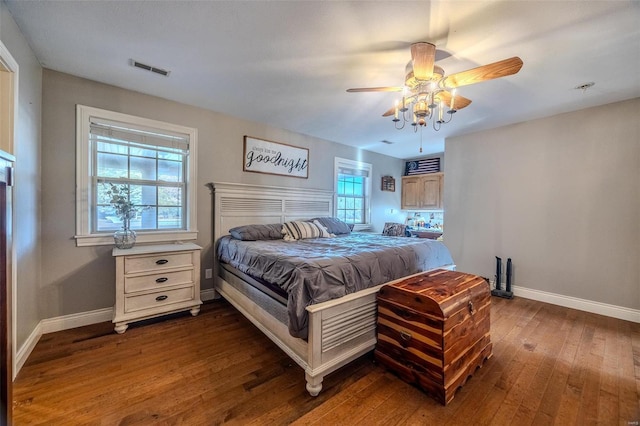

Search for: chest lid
xmin=378 ymin=269 xmax=488 ymax=319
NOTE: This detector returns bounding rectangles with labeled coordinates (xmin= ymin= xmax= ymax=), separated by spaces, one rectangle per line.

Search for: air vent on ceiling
xmin=130 ymin=59 xmax=170 ymax=77
xmin=381 ymin=140 xmax=395 ymax=145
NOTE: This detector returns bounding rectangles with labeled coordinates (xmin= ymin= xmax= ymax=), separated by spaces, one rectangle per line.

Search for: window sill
xmin=75 ymin=230 xmax=198 ymax=247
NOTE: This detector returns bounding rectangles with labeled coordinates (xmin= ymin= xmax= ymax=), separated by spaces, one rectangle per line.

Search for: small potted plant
xmin=105 ymin=183 xmax=145 ymax=249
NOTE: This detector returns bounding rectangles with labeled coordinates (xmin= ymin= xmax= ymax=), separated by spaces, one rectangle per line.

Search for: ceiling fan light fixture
xmin=346 ymin=43 xmax=523 ymax=150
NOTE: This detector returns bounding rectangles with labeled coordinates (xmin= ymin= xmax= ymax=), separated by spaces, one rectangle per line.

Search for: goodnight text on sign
xmin=243 ymin=136 xmax=309 ymax=178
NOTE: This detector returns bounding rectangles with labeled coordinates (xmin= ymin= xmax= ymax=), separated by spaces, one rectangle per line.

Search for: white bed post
xmin=206 ymin=182 xmax=220 ymax=300
xmin=306 ymin=307 xmax=323 ymax=396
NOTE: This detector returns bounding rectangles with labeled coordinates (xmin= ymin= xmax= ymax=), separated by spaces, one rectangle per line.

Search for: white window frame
xmin=334 ymin=157 xmax=372 ymax=231
xmin=75 ymin=105 xmax=198 ymax=246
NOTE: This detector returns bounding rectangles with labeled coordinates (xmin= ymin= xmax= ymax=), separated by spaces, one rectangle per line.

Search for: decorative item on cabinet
xmin=104 ymin=183 xmax=149 ymax=249
xmin=113 ymin=218 xmax=136 ymax=249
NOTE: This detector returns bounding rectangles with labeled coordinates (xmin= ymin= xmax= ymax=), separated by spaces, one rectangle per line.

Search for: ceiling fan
xmin=347 ymin=42 xmax=523 ymax=131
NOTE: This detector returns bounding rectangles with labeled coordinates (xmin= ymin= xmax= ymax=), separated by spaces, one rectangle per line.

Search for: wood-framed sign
xmin=381 ymin=175 xmax=396 ymax=192
xmin=243 ymin=136 xmax=309 ymax=179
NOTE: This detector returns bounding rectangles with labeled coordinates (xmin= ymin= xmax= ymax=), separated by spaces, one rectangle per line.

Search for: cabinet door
xmin=420 ymin=175 xmax=441 ymax=209
xmin=401 ymin=177 xmax=422 ymax=209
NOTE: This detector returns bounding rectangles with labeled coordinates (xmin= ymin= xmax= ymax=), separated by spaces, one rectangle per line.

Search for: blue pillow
xmin=229 ymin=223 xmax=283 ymax=241
xmin=310 ymin=217 xmax=351 ymax=235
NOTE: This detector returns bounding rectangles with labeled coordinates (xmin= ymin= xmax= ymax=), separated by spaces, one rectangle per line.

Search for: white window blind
xmin=90 ymin=120 xmax=190 ymax=233
xmin=76 ymin=105 xmax=198 ymax=246
xmin=334 ymin=157 xmax=372 ymax=226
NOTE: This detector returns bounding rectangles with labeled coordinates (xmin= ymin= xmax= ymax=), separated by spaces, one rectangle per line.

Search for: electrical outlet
xmin=205 ymin=268 xmax=212 ymax=279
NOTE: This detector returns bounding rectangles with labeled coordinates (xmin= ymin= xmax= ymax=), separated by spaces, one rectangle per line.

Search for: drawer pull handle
xmin=400 ymin=330 xmax=412 ymax=342
xmin=155 ymin=277 xmax=168 ymax=283
xmin=156 ymin=295 xmax=168 ymax=302
xmin=156 ymin=259 xmax=169 ymax=265
xmin=468 ymin=301 xmax=475 ymax=315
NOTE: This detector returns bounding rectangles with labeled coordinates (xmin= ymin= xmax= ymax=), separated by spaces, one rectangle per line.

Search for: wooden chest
xmin=375 ymin=269 xmax=492 ymax=405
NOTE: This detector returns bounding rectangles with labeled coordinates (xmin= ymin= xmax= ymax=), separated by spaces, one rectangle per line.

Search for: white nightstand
xmin=112 ymin=243 xmax=202 ymax=334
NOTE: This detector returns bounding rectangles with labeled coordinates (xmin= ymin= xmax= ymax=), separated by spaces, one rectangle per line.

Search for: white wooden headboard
xmin=208 ymin=182 xmax=334 ymax=243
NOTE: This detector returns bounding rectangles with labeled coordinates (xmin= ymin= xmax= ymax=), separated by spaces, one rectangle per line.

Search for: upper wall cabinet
xmin=401 ymin=173 xmax=443 ymax=210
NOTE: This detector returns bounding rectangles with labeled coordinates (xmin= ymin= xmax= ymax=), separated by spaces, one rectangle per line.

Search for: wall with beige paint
xmin=0 ymin=2 xmax=43 ymax=352
xmin=41 ymin=69 xmax=404 ymax=319
xmin=444 ymin=98 xmax=639 ymax=310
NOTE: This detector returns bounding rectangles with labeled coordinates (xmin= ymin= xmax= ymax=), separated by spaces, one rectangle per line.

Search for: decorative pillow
xmin=229 ymin=223 xmax=283 ymax=241
xmin=282 ymin=220 xmax=333 ymax=241
xmin=312 ymin=220 xmax=335 ymax=236
xmin=310 ymin=217 xmax=352 ymax=235
xmin=382 ymin=222 xmax=407 ymax=237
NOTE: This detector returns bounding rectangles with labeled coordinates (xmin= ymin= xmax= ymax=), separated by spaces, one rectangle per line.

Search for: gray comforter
xmin=216 ymin=232 xmax=454 ymax=339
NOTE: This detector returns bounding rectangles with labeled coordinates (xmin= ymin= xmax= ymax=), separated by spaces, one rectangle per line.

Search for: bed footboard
xmin=217 ymin=264 xmax=456 ymax=396
xmin=304 ymin=285 xmax=381 ymax=395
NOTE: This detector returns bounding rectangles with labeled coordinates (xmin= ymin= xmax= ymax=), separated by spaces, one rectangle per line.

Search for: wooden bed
xmin=208 ymin=182 xmax=455 ymax=396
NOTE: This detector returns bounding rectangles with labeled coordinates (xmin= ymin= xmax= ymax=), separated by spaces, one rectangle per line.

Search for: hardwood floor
xmin=12 ymin=296 xmax=640 ymax=425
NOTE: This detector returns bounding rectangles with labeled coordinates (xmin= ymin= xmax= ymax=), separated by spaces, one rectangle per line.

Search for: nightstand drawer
xmin=125 ymin=252 xmax=193 ymax=274
xmin=113 ymin=243 xmax=202 ymax=334
xmin=124 ymin=269 xmax=195 ymax=293
xmin=124 ymin=286 xmax=195 ymax=313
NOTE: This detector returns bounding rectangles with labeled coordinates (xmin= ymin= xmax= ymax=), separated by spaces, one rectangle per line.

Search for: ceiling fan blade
xmin=382 ymin=106 xmax=396 ymax=117
xmin=435 ymin=91 xmax=472 ymax=110
xmin=381 ymin=95 xmax=418 ymax=117
xmin=346 ymin=87 xmax=403 ymax=93
xmin=411 ymin=42 xmax=436 ymax=81
xmin=444 ymin=57 xmax=523 ymax=88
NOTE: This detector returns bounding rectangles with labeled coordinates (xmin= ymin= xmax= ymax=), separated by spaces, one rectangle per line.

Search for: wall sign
xmin=381 ymin=175 xmax=396 ymax=192
xmin=243 ymin=136 xmax=309 ymax=179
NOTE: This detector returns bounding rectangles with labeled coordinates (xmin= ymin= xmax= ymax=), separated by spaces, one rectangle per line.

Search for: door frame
xmin=0 ymin=38 xmax=18 ymax=425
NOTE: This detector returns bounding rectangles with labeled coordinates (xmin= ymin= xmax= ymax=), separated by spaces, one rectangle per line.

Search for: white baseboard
xmin=15 ymin=307 xmax=113 ymax=377
xmin=15 ymin=289 xmax=220 ymax=377
xmin=490 ymin=281 xmax=640 ymax=323
xmin=17 ymin=284 xmax=639 ymax=378
xmin=41 ymin=307 xmax=113 ymax=334
xmin=201 ymin=288 xmax=219 ymax=301
xmin=15 ymin=321 xmax=42 ymax=377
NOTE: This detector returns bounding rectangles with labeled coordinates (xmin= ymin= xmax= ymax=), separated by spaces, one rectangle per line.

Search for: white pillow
xmin=282 ymin=220 xmax=334 ymax=241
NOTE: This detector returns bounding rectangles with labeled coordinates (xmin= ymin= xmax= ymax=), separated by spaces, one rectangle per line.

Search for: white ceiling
xmin=6 ymin=0 xmax=640 ymax=159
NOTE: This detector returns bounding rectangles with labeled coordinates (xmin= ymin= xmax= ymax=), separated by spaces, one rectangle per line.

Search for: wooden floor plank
xmin=619 ymin=319 xmax=640 ymax=423
xmin=11 ymin=297 xmax=640 ymax=425
xmin=530 ymin=306 xmax=585 ymax=424
xmin=595 ymin=316 xmax=622 ymax=425
xmin=435 ymin=297 xmax=544 ymax=424
xmin=492 ymin=303 xmax=570 ymax=425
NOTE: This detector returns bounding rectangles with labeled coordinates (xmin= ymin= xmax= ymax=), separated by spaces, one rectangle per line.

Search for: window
xmin=76 ymin=105 xmax=198 ymax=246
xmin=334 ymin=157 xmax=372 ymax=229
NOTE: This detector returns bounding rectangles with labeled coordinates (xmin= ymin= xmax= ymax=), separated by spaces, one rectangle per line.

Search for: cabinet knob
xmin=156 ymin=259 xmax=169 ymax=265
xmin=155 ymin=277 xmax=168 ymax=283
xmin=156 ymin=295 xmax=168 ymax=302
